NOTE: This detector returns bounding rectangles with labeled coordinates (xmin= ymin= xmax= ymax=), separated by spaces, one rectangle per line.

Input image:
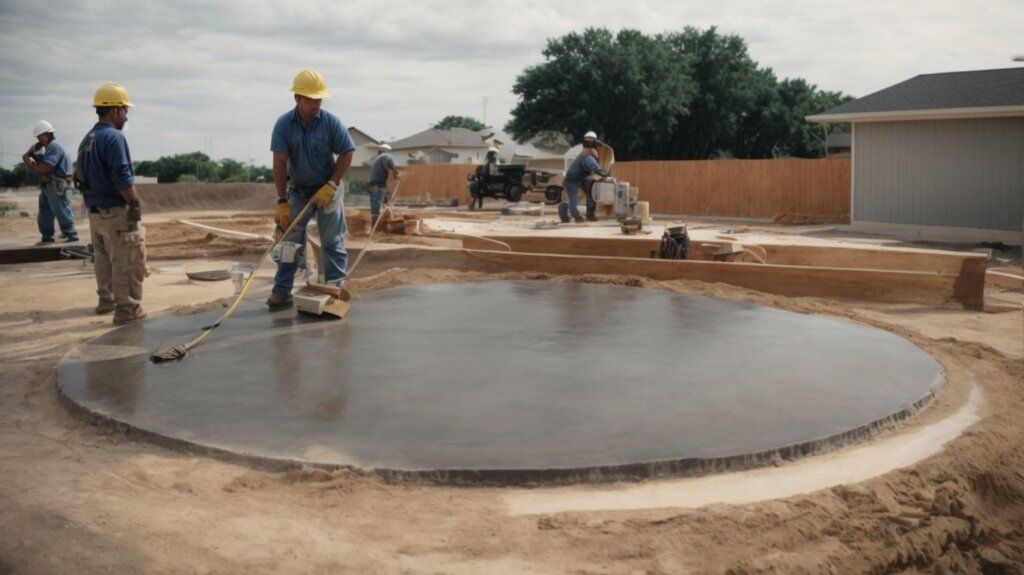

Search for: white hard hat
xmin=379 ymin=143 xmax=392 ymax=151
xmin=33 ymin=120 xmax=55 ymax=137
xmin=583 ymin=131 xmax=597 ymax=140
xmin=487 ymin=146 xmax=499 ymax=153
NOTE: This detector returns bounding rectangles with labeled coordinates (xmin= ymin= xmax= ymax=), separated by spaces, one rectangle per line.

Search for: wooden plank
xmin=349 ymin=247 xmax=984 ymax=310
xmin=462 ymin=235 xmax=986 ymax=276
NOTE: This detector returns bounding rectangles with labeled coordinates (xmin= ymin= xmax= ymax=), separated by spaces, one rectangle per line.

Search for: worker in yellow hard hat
xmin=267 ymin=68 xmax=356 ymax=310
xmin=23 ymin=120 xmax=79 ymax=244
xmin=75 ymin=82 xmax=147 ymax=324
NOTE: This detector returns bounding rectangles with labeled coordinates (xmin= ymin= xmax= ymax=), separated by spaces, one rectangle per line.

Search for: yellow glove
xmin=312 ymin=182 xmax=337 ymax=209
xmin=275 ymin=199 xmax=291 ymax=231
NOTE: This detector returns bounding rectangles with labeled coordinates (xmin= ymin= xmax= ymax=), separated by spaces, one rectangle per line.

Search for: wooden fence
xmin=395 ymin=158 xmax=851 ymax=219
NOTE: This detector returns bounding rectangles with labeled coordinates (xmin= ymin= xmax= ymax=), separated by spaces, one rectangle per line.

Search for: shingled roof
xmin=807 ymin=67 xmax=1024 ymax=122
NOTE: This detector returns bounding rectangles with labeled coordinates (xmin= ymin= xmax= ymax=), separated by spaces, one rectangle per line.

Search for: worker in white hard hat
xmin=23 ymin=120 xmax=79 ymax=244
xmin=368 ymin=143 xmax=401 ymax=228
xmin=76 ymin=82 xmax=147 ymax=324
xmin=559 ymin=131 xmax=607 ymax=223
xmin=267 ymin=68 xmax=356 ymax=310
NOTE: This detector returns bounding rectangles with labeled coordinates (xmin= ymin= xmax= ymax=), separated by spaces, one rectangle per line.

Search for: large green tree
xmin=434 ymin=115 xmax=486 ymax=131
xmin=507 ymin=28 xmax=694 ymax=161
xmin=507 ymin=26 xmax=852 ymax=160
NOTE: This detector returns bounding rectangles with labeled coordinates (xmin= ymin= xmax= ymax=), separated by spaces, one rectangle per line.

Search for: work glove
xmin=127 ymin=199 xmax=142 ymax=221
xmin=127 ymin=199 xmax=142 ymax=231
xmin=275 ymin=198 xmax=291 ymax=231
xmin=312 ymin=181 xmax=337 ymax=209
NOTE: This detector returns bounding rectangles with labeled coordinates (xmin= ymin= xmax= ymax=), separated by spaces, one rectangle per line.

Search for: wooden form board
xmin=460 ymin=235 xmax=986 ymax=275
xmin=348 ymin=246 xmax=985 ymax=310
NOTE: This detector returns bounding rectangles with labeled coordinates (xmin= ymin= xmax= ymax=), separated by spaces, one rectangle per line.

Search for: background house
xmin=387 ymin=127 xmax=490 ymax=166
xmin=808 ymin=67 xmax=1023 ymax=244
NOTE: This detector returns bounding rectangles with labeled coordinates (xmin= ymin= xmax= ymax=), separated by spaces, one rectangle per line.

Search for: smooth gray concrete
xmin=57 ymin=281 xmax=944 ymax=484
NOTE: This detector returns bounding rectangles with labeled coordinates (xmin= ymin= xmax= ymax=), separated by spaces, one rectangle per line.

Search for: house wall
xmin=853 ymin=118 xmax=1024 ymax=231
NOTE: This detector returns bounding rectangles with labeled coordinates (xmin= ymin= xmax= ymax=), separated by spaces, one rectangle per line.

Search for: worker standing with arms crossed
xmin=367 ymin=143 xmax=400 ymax=229
xmin=75 ymin=83 xmax=146 ymax=324
xmin=267 ymin=68 xmax=356 ymax=310
xmin=24 ymin=120 xmax=79 ymax=245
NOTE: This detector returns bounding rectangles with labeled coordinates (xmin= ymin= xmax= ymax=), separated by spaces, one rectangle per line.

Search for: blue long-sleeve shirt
xmin=77 ymin=123 xmax=135 ymax=208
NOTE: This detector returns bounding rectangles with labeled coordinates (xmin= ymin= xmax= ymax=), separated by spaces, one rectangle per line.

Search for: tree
xmin=134 ymin=152 xmax=219 ymax=183
xmin=434 ymin=115 xmax=486 ymax=131
xmin=506 ymin=28 xmax=694 ymax=161
xmin=507 ymin=26 xmax=853 ymax=160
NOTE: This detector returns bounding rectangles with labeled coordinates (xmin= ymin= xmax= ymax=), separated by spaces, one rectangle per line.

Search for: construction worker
xmin=268 ymin=68 xmax=355 ymax=310
xmin=468 ymin=146 xmax=499 ymax=210
xmin=75 ymin=83 xmax=146 ymax=324
xmin=23 ymin=120 xmax=79 ymax=244
xmin=559 ymin=131 xmax=606 ymax=223
xmin=368 ymin=143 xmax=400 ymax=229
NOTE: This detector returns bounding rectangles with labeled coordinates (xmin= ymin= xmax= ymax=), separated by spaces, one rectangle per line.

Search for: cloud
xmin=1 ymin=0 xmax=1020 ymax=166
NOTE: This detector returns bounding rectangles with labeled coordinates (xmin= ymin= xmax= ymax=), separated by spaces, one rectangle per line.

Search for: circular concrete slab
xmin=57 ymin=281 xmax=943 ymax=484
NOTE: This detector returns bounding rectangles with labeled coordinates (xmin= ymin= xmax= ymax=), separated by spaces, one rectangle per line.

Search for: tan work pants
xmin=89 ymin=206 xmax=146 ymax=316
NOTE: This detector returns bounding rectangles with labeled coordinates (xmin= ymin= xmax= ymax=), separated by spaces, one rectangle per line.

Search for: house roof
xmin=807 ymin=67 xmax=1024 ymax=123
xmin=388 ymin=127 xmax=485 ymax=150
xmin=348 ymin=126 xmax=379 ymax=145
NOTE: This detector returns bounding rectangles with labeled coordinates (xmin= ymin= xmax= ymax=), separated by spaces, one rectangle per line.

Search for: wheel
xmin=544 ymin=186 xmax=562 ymax=205
xmin=506 ymin=184 xmax=524 ymax=203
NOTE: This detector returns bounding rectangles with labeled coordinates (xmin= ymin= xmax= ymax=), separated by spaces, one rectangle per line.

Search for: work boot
xmin=35 ymin=239 xmax=55 ymax=246
xmin=266 ymin=294 xmax=294 ymax=310
xmin=112 ymin=309 xmax=147 ymax=325
xmin=586 ymin=215 xmax=598 ymax=222
xmin=94 ymin=301 xmax=115 ymax=315
xmin=574 ymin=217 xmax=586 ymax=224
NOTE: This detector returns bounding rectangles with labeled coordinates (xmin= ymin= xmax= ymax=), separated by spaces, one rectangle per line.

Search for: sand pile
xmin=138 ymin=182 xmax=274 ymax=213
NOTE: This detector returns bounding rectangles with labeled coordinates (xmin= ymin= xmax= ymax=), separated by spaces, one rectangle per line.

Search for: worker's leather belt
xmin=292 ymin=184 xmax=326 ymax=197
xmin=89 ymin=205 xmax=125 ymax=214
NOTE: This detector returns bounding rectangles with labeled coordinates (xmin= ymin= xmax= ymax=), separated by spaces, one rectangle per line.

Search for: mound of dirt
xmin=138 ymin=183 xmax=274 ymax=213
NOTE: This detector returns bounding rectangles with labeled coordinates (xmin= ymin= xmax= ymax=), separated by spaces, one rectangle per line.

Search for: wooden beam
xmin=348 ymin=247 xmax=985 ymax=310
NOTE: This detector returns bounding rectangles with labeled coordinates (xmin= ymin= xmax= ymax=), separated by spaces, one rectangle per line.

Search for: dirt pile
xmin=138 ymin=182 xmax=274 ymax=213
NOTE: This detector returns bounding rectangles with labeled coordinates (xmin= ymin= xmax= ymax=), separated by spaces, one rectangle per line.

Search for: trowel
xmin=294 ymin=282 xmax=351 ymax=319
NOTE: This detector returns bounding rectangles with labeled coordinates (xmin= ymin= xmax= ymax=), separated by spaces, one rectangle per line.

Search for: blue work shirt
xmin=77 ymin=123 xmax=135 ymax=208
xmin=34 ymin=140 xmax=72 ymax=180
xmin=565 ymin=151 xmax=601 ymax=183
xmin=270 ymin=107 xmax=355 ymax=187
xmin=369 ymin=153 xmax=395 ymax=184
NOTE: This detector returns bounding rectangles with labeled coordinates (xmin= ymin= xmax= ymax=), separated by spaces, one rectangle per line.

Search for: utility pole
xmin=482 ymin=97 xmax=488 ymax=127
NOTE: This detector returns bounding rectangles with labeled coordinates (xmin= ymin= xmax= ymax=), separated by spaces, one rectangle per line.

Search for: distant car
xmin=468 ymin=163 xmax=564 ymax=208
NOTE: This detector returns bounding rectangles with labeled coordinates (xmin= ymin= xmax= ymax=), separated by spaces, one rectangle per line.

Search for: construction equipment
xmin=655 ymin=224 xmax=690 ymax=259
xmin=467 ymin=163 xmax=564 ymax=206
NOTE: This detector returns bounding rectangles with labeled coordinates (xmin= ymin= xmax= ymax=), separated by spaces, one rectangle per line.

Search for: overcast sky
xmin=1 ymin=0 xmax=1020 ymax=167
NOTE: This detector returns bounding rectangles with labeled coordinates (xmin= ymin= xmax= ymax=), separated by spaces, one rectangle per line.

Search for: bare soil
xmin=1 ymin=188 xmax=1022 ymax=574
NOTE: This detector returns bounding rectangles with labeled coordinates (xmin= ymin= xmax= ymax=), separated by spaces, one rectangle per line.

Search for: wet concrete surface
xmin=57 ymin=281 xmax=944 ymax=484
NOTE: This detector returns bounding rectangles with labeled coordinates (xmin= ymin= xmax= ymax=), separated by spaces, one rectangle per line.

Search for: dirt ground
xmin=1 ymin=189 xmax=1022 ymax=574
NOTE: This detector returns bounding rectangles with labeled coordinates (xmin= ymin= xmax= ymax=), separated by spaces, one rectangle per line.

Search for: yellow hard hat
xmin=93 ymin=82 xmax=133 ymax=107
xmin=290 ymin=69 xmax=330 ymax=99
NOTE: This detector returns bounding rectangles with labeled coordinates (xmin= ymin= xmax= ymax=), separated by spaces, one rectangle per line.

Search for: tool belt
xmin=47 ymin=177 xmax=74 ymax=186
xmin=292 ymin=183 xmax=326 ymax=198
